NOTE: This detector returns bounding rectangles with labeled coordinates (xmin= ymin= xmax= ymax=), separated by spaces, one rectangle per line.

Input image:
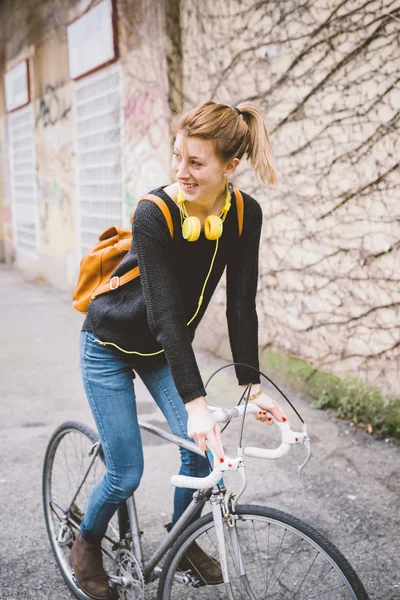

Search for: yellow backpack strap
xmin=233 ymin=187 xmax=244 ymax=237
xmin=95 ymin=196 xmax=174 ymax=298
xmin=136 ymin=194 xmax=174 ymax=239
xmin=94 ymin=266 xmax=140 ymax=298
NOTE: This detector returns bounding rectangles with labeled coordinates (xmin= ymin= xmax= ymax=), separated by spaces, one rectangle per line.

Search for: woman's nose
xmin=176 ymin=161 xmax=190 ymax=179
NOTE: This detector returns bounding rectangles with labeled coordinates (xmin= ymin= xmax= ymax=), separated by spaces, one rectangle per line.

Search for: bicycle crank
xmin=109 ymin=548 xmax=145 ymax=600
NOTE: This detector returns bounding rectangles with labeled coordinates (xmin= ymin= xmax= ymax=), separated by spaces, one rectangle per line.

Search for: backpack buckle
xmin=110 ymin=276 xmax=120 ymax=290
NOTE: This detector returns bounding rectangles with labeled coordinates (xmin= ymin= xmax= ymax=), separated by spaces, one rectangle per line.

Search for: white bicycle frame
xmin=105 ymin=403 xmax=311 ymax=593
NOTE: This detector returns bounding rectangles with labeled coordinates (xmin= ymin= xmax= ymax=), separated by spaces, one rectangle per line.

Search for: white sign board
xmin=4 ymin=60 xmax=30 ymax=112
xmin=67 ymin=0 xmax=115 ymax=80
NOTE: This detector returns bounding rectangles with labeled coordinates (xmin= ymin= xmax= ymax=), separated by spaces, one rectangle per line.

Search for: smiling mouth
xmin=180 ymin=182 xmax=198 ymax=189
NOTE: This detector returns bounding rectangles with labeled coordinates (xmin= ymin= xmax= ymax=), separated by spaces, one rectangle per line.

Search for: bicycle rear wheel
xmin=158 ymin=504 xmax=369 ymax=600
xmin=42 ymin=421 xmax=120 ymax=600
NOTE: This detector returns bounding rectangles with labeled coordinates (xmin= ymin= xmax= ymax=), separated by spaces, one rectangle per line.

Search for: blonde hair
xmin=171 ymin=101 xmax=277 ymax=185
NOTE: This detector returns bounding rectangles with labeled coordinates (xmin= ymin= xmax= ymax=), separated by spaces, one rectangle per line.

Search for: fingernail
xmin=282 ymin=417 xmax=287 ymax=422
xmin=220 ymin=457 xmax=224 ymax=463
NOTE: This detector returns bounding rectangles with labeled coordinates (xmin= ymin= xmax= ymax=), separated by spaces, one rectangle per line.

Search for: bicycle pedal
xmin=182 ymin=571 xmax=203 ymax=588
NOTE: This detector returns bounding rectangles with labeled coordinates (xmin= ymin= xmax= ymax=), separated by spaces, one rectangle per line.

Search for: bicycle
xmin=42 ymin=364 xmax=370 ymax=600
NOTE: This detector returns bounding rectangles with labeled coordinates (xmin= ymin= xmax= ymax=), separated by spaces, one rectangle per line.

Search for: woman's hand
xmin=186 ymin=396 xmax=224 ymax=460
xmin=250 ymin=391 xmax=290 ymax=426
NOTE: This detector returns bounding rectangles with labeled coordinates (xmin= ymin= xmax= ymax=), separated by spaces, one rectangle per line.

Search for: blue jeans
xmin=79 ymin=331 xmax=210 ymax=537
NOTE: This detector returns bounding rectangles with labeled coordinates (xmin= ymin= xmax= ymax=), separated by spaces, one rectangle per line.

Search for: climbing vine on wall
xmin=181 ymin=0 xmax=400 ymax=394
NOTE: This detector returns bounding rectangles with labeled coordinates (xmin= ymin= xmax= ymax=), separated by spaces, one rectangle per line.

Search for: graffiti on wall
xmin=35 ymin=82 xmax=72 ymax=129
xmin=38 ymin=176 xmax=73 ymax=244
xmin=123 ymin=83 xmax=171 ymax=215
xmin=124 ymin=88 xmax=169 ymax=151
xmin=0 ymin=117 xmax=15 ymax=260
xmin=2 ymin=206 xmax=15 ymax=260
xmin=35 ymin=80 xmax=76 ymax=264
xmin=36 ymin=140 xmax=75 ymax=249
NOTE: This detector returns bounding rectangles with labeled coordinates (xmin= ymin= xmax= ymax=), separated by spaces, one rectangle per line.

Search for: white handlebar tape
xmin=245 ymin=423 xmax=306 ymax=460
xmin=245 ymin=444 xmax=291 ymax=459
xmin=171 ymin=456 xmax=241 ymax=490
xmin=171 ymin=405 xmax=308 ymax=488
xmin=171 ymin=470 xmax=223 ymax=490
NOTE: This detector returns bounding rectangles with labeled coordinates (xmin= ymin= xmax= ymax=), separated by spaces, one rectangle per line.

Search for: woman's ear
xmin=223 ymin=157 xmax=240 ymax=178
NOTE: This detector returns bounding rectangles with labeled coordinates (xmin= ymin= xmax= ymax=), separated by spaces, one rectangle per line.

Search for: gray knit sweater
xmin=83 ymin=186 xmax=262 ymax=403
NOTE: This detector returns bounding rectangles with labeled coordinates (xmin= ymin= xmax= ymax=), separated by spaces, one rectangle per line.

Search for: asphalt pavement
xmin=0 ymin=264 xmax=399 ymax=600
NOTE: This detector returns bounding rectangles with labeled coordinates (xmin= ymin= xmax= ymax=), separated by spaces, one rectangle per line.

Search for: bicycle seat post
xmin=125 ymin=495 xmax=143 ymax=567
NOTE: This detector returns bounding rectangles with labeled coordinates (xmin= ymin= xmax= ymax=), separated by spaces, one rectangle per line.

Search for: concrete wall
xmin=0 ymin=0 xmax=172 ymax=289
xmin=119 ymin=1 xmax=171 ymax=217
xmin=180 ymin=0 xmax=400 ymax=397
xmin=0 ymin=0 xmax=398 ymax=396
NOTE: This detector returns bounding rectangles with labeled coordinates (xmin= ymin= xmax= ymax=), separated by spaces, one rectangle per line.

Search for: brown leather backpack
xmin=72 ymin=189 xmax=244 ymax=314
xmin=72 ymin=195 xmax=173 ymax=314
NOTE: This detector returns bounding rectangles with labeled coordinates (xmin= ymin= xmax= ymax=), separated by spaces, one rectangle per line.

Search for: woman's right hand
xmin=250 ymin=392 xmax=290 ymax=426
xmin=186 ymin=396 xmax=224 ymax=460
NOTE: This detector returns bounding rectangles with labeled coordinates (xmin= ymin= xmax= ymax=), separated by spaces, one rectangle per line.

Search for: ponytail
xmin=171 ymin=101 xmax=277 ymax=185
xmin=235 ymin=102 xmax=277 ymax=185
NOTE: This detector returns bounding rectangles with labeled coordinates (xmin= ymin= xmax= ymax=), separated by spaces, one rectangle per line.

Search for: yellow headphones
xmin=94 ymin=182 xmax=234 ymax=357
xmin=177 ymin=181 xmax=233 ymax=241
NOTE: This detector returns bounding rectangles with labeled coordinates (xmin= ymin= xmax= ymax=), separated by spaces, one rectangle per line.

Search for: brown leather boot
xmin=165 ymin=523 xmax=223 ymax=586
xmin=70 ymin=533 xmax=109 ymax=599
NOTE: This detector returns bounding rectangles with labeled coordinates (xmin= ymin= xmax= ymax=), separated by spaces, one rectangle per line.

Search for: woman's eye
xmin=192 ymin=161 xmax=202 ymax=167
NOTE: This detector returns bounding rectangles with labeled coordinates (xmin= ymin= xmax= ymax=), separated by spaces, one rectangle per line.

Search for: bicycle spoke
xmin=265 ymin=527 xmax=286 ymax=596
xmin=49 ymin=501 xmax=65 ymax=522
xmin=60 ymin=438 xmax=73 ymax=502
xmin=306 ymin=581 xmax=347 ymax=599
xmin=227 ymin=536 xmax=245 ymax=598
xmin=205 ymin=528 xmax=219 ymax=555
xmin=295 ymin=550 xmax=320 ymax=597
xmin=223 ymin=523 xmax=240 ymax=579
xmin=252 ymin=520 xmax=267 ymax=588
xmin=161 ymin=507 xmax=364 ymax=600
xmin=235 ymin=522 xmax=259 ymax=600
xmin=301 ymin=563 xmax=335 ymax=600
xmin=44 ymin=423 xmax=130 ymax=600
xmin=268 ymin=536 xmax=304 ymax=596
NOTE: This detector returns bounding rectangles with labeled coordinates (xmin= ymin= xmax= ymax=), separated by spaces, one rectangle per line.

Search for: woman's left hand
xmin=249 ymin=392 xmax=290 ymax=427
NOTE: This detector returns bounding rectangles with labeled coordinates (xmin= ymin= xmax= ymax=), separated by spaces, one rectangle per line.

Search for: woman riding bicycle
xmin=71 ymin=101 xmax=289 ymax=599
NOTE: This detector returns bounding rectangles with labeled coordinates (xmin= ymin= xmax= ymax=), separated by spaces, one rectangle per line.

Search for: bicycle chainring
xmin=115 ymin=548 xmax=145 ymax=600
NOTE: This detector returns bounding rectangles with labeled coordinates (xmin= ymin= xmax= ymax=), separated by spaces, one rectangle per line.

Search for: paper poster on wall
xmin=67 ymin=0 xmax=116 ymax=80
xmin=4 ymin=60 xmax=30 ymax=112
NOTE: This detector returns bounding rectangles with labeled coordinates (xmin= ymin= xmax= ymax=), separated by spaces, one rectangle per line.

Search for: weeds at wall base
xmin=259 ymin=346 xmax=400 ymax=440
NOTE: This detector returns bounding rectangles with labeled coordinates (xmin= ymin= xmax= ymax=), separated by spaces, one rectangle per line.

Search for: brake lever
xmin=231 ymin=448 xmax=247 ymax=511
xmin=297 ymin=424 xmax=311 ymax=477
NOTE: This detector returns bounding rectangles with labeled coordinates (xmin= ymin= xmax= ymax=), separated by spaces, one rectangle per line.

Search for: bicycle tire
xmin=42 ymin=421 xmax=119 ymax=600
xmin=158 ymin=504 xmax=369 ymax=600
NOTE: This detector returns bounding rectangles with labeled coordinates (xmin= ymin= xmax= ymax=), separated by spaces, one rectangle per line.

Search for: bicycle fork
xmin=211 ymin=491 xmax=257 ymax=600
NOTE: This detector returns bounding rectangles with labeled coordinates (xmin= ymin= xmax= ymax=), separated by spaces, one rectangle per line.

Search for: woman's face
xmin=172 ymin=133 xmax=236 ymax=202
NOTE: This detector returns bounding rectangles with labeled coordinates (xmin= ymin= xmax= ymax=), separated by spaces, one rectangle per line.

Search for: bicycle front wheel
xmin=42 ymin=421 xmax=120 ymax=600
xmin=158 ymin=504 xmax=369 ymax=600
